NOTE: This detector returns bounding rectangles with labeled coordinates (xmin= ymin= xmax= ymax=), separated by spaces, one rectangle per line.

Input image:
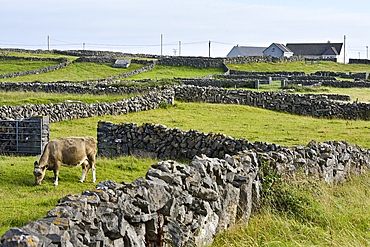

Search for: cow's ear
xmin=34 ymin=161 xmax=38 ymax=167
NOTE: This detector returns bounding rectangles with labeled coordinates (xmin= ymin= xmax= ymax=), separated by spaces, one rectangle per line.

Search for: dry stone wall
xmin=97 ymin=121 xmax=370 ymax=184
xmin=2 ymin=120 xmax=370 ymax=246
xmin=1 ymin=154 xmax=260 ymax=247
xmin=0 ymin=57 xmax=70 ymax=79
xmin=0 ymin=81 xmax=159 ymax=95
xmin=175 ymin=85 xmax=369 ymax=120
xmin=105 ymin=61 xmax=157 ymax=80
xmin=0 ymin=89 xmax=174 ymax=123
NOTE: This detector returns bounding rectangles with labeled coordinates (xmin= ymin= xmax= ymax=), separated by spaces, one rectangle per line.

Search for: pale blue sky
xmin=1 ymin=0 xmax=369 ymax=58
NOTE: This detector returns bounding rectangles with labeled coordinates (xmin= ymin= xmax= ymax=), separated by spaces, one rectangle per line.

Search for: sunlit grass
xmin=50 ymin=101 xmax=370 ymax=149
xmin=126 ymin=65 xmax=225 ymax=80
xmin=0 ymin=155 xmax=157 ymax=236
xmin=0 ymin=62 xmax=146 ymax=82
xmin=211 ymin=172 xmax=370 ymax=246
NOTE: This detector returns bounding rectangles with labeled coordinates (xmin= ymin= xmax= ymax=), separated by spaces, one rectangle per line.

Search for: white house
xmin=226 ymin=45 xmax=267 ymax=57
xmin=263 ymin=43 xmax=293 ymax=58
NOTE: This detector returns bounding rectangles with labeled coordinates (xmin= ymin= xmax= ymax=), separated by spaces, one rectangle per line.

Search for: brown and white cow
xmin=33 ymin=136 xmax=97 ymax=186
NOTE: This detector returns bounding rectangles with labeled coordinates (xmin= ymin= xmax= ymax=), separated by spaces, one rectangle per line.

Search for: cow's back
xmin=47 ymin=137 xmax=96 ymax=165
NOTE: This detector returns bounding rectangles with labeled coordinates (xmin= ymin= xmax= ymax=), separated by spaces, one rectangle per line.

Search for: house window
xmin=272 ymin=48 xmax=275 ymax=52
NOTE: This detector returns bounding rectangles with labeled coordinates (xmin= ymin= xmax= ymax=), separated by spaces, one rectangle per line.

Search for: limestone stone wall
xmin=175 ymin=85 xmax=369 ymax=120
xmin=0 ymin=57 xmax=70 ymax=79
xmin=97 ymin=121 xmax=370 ymax=184
xmin=0 ymin=89 xmax=174 ymax=123
xmin=0 ymin=153 xmax=260 ymax=247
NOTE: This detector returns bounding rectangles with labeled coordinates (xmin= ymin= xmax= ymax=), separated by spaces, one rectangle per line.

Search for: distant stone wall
xmin=176 ymin=78 xmax=255 ymax=89
xmin=158 ymin=57 xmax=224 ymax=68
xmin=349 ymin=59 xmax=370 ymax=64
xmin=0 ymin=88 xmax=174 ymax=123
xmin=0 ymin=57 xmax=70 ymax=79
xmin=175 ymin=85 xmax=368 ymax=120
xmin=105 ymin=61 xmax=157 ymax=80
xmin=158 ymin=56 xmax=305 ymax=68
xmin=225 ymin=55 xmax=305 ymax=64
xmin=0 ymin=81 xmax=159 ymax=95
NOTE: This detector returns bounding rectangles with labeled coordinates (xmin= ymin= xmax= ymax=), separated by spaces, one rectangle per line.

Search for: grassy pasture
xmin=126 ymin=65 xmax=225 ymax=80
xmin=49 ymin=101 xmax=370 ymax=149
xmin=0 ymin=155 xmax=157 ymax=236
xmin=228 ymin=61 xmax=370 ymax=74
xmin=0 ymin=62 xmax=146 ymax=82
xmin=1 ymin=54 xmax=370 ymax=244
xmin=0 ymin=59 xmax=61 ymax=74
xmin=211 ymin=172 xmax=370 ymax=246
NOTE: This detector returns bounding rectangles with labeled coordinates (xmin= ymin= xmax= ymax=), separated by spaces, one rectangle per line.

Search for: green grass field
xmin=0 ymin=59 xmax=61 ymax=74
xmin=1 ymin=52 xmax=370 ymax=245
xmin=0 ymin=62 xmax=146 ymax=82
xmin=49 ymin=101 xmax=370 ymax=149
xmin=124 ymin=65 xmax=225 ymax=80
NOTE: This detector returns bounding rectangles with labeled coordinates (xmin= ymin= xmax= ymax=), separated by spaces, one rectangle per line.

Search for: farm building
xmin=226 ymin=45 xmax=267 ymax=57
xmin=113 ymin=59 xmax=131 ymax=68
xmin=286 ymin=42 xmax=344 ymax=62
xmin=263 ymin=43 xmax=293 ymax=58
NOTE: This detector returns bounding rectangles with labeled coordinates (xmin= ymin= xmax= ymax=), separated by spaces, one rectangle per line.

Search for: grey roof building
xmin=286 ymin=42 xmax=344 ymax=62
xmin=226 ymin=45 xmax=267 ymax=57
xmin=263 ymin=43 xmax=293 ymax=58
xmin=113 ymin=59 xmax=131 ymax=68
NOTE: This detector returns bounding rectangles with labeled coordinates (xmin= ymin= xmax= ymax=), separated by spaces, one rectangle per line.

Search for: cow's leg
xmin=87 ymin=154 xmax=96 ymax=183
xmin=91 ymin=163 xmax=96 ymax=183
xmin=79 ymin=160 xmax=89 ymax=183
xmin=53 ymin=161 xmax=62 ymax=186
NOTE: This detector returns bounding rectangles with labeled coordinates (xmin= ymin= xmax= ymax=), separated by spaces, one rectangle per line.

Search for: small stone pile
xmin=1 ymin=154 xmax=259 ymax=247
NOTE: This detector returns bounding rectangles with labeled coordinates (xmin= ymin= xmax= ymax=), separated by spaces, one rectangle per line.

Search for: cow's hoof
xmin=78 ymin=181 xmax=83 ymax=183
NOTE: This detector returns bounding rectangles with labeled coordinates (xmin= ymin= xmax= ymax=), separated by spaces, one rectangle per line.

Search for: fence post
xmin=281 ymin=79 xmax=286 ymax=88
xmin=255 ymin=80 xmax=259 ymax=90
xmin=268 ymin=77 xmax=272 ymax=85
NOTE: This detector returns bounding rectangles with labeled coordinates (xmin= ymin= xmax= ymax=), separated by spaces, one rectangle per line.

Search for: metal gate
xmin=0 ymin=117 xmax=49 ymax=155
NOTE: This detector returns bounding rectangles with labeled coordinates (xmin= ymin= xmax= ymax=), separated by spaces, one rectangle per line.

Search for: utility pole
xmin=358 ymin=52 xmax=361 ymax=59
xmin=208 ymin=40 xmax=211 ymax=58
xmin=173 ymin=49 xmax=177 ymax=56
xmin=83 ymin=43 xmax=85 ymax=51
xmin=343 ymin=35 xmax=346 ymax=63
xmin=47 ymin=36 xmax=50 ymax=51
xmin=179 ymin=41 xmax=181 ymax=56
xmin=367 ymin=46 xmax=368 ymax=59
xmin=160 ymin=34 xmax=163 ymax=57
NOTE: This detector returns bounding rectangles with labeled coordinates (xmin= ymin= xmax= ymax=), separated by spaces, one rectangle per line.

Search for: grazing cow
xmin=33 ymin=136 xmax=96 ymax=186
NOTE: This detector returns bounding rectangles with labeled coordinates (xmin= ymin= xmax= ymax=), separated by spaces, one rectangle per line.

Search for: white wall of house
xmin=263 ymin=44 xmax=293 ymax=58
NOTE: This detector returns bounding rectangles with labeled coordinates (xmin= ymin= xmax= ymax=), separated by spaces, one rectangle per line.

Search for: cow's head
xmin=33 ymin=161 xmax=46 ymax=185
